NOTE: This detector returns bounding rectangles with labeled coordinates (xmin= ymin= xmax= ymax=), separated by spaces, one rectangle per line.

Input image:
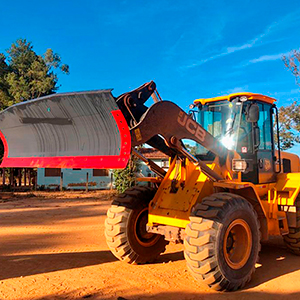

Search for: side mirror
xmin=246 ymin=103 xmax=259 ymax=123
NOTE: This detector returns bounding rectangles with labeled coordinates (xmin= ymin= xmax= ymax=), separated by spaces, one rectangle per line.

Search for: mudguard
xmin=0 ymin=91 xmax=131 ymax=169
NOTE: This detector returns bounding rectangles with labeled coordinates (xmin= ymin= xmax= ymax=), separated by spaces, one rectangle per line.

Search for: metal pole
xmin=10 ymin=168 xmax=14 ymax=187
xmin=2 ymin=168 xmax=5 ymax=187
xmin=18 ymin=169 xmax=22 ymax=186
xmin=24 ymin=168 xmax=27 ymax=186
xmin=86 ymin=172 xmax=89 ymax=192
xmin=110 ymin=172 xmax=113 ymax=190
xmin=60 ymin=171 xmax=63 ymax=191
xmin=34 ymin=170 xmax=37 ymax=191
xmin=29 ymin=169 xmax=32 ymax=189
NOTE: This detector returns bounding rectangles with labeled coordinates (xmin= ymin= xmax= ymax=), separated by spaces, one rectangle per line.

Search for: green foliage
xmin=184 ymin=143 xmax=197 ymax=155
xmin=0 ymin=39 xmax=69 ymax=109
xmin=278 ymin=102 xmax=300 ymax=150
xmin=279 ymin=50 xmax=300 ymax=150
xmin=113 ymin=155 xmax=141 ymax=193
xmin=282 ymin=50 xmax=300 ymax=86
xmin=0 ymin=53 xmax=11 ymax=109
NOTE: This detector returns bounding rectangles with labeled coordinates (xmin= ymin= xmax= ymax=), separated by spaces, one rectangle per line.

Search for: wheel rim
xmin=134 ymin=207 xmax=161 ymax=247
xmin=223 ymin=219 xmax=252 ymax=270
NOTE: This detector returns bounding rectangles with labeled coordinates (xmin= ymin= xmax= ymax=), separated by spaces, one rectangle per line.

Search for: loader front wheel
xmin=184 ymin=193 xmax=260 ymax=291
xmin=105 ymin=186 xmax=167 ymax=264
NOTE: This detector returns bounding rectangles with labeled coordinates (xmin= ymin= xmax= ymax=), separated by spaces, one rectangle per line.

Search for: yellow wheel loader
xmin=0 ymin=81 xmax=299 ymax=291
xmin=104 ymin=82 xmax=300 ymax=291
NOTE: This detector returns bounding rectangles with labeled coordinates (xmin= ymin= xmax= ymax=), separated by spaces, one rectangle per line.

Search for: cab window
xmin=257 ymin=103 xmax=272 ymax=150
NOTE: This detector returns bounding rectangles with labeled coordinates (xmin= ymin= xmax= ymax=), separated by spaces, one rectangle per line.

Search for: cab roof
xmin=194 ymin=92 xmax=276 ymax=105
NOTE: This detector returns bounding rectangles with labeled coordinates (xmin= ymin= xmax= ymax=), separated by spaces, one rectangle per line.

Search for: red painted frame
xmin=0 ymin=109 xmax=131 ymax=169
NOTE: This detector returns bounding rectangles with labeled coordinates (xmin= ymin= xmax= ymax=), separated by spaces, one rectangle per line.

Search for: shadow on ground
xmin=245 ymin=240 xmax=300 ymax=289
xmin=153 ymin=238 xmax=300 ymax=291
xmin=32 ymin=290 xmax=300 ymax=300
xmin=0 ymin=250 xmax=115 ymax=280
xmin=0 ymin=203 xmax=108 ymax=227
xmin=155 ymin=249 xmax=184 ymax=263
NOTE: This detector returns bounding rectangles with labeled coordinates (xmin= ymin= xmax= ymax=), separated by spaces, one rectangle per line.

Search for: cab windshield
xmin=196 ymin=99 xmax=252 ymax=157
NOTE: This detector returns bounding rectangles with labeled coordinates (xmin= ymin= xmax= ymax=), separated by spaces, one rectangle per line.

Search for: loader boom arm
xmin=116 ymin=82 xmax=231 ymax=181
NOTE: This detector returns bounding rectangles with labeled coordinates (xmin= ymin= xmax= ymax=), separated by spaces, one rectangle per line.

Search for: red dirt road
xmin=0 ymin=191 xmax=300 ymax=300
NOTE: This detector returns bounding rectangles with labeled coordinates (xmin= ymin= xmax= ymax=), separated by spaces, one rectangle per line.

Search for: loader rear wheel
xmin=105 ymin=186 xmax=167 ymax=264
xmin=184 ymin=193 xmax=260 ymax=291
xmin=284 ymin=197 xmax=300 ymax=255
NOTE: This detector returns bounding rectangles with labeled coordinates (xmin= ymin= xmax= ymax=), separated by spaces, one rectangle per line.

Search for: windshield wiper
xmin=224 ymin=113 xmax=237 ymax=135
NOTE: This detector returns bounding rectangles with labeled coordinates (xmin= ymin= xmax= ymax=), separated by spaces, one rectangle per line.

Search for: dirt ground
xmin=0 ymin=191 xmax=300 ymax=300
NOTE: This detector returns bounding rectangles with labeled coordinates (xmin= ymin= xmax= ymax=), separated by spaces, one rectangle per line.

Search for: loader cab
xmin=193 ymin=93 xmax=278 ymax=184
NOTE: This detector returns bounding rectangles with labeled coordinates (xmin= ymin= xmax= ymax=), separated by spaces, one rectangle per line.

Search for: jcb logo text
xmin=177 ymin=111 xmax=206 ymax=142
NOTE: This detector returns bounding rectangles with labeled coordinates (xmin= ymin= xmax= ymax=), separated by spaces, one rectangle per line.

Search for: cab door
xmin=256 ymin=103 xmax=276 ymax=183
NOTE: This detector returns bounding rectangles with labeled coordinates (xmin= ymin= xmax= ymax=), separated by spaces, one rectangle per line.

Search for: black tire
xmin=105 ymin=186 xmax=167 ymax=264
xmin=184 ymin=193 xmax=261 ymax=291
xmin=284 ymin=197 xmax=300 ymax=255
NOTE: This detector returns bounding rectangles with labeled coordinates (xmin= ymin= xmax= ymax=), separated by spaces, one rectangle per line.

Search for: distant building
xmin=37 ymin=148 xmax=169 ymax=190
xmin=139 ymin=148 xmax=169 ymax=177
xmin=37 ymin=168 xmax=113 ymax=190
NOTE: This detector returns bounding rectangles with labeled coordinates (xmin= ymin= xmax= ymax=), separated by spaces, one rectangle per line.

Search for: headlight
xmin=232 ymin=159 xmax=247 ymax=172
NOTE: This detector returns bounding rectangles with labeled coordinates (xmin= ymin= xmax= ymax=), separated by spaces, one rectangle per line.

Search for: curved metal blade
xmin=0 ymin=90 xmax=131 ymax=169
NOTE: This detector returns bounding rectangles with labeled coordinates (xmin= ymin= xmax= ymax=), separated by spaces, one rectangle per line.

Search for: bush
xmin=113 ymin=154 xmax=140 ymax=193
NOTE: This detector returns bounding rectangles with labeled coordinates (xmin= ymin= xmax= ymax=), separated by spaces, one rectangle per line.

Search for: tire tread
xmin=184 ymin=193 xmax=260 ymax=291
xmin=284 ymin=197 xmax=300 ymax=255
xmin=105 ymin=186 xmax=167 ymax=264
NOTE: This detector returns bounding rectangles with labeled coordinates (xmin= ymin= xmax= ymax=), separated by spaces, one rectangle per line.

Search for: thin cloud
xmin=240 ymin=51 xmax=289 ymax=67
xmin=225 ymin=86 xmax=248 ymax=94
xmin=183 ymin=11 xmax=300 ymax=69
xmin=183 ymin=33 xmax=267 ymax=69
xmin=166 ymin=33 xmax=186 ymax=57
xmin=270 ymin=89 xmax=300 ymax=97
xmin=249 ymin=52 xmax=288 ymax=64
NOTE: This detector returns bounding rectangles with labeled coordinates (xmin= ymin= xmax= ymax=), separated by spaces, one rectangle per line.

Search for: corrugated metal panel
xmin=0 ymin=91 xmax=131 ymax=169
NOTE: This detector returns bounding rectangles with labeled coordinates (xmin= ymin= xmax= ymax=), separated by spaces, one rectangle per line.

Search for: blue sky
xmin=1 ymin=0 xmax=300 ymax=152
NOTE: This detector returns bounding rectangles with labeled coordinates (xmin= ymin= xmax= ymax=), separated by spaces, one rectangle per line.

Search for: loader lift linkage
xmin=117 ymin=81 xmax=227 ymax=180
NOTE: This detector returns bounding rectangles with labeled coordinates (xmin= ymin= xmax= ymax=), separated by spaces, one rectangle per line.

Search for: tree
xmin=0 ymin=53 xmax=11 ymax=109
xmin=278 ymin=50 xmax=300 ymax=150
xmin=282 ymin=50 xmax=300 ymax=86
xmin=0 ymin=39 xmax=69 ymax=109
xmin=113 ymin=154 xmax=141 ymax=193
xmin=278 ymin=102 xmax=300 ymax=150
xmin=184 ymin=143 xmax=197 ymax=155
